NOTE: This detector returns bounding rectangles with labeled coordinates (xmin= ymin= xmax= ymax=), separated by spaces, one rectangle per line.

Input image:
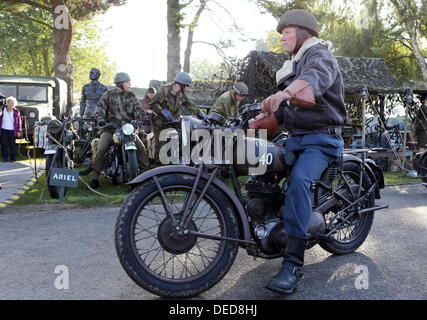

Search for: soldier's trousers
xmin=92 ymin=131 xmax=150 ymax=179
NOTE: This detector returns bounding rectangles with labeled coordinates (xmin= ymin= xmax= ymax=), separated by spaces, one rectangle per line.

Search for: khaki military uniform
xmin=208 ymin=90 xmax=238 ymax=121
xmin=92 ymin=88 xmax=149 ymax=178
xmin=415 ymin=104 xmax=427 ymax=148
xmin=150 ymin=83 xmax=200 ymax=162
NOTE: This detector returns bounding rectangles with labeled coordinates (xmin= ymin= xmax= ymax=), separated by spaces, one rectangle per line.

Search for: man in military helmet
xmin=90 ymin=72 xmax=150 ymax=189
xmin=150 ymin=72 xmax=202 ymax=163
xmin=249 ymin=9 xmax=346 ymax=294
xmin=208 ymin=82 xmax=249 ymax=125
xmin=80 ymin=68 xmax=108 ymax=119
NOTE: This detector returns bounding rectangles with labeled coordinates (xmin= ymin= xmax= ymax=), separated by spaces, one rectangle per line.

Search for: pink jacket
xmin=0 ymin=107 xmax=22 ymax=137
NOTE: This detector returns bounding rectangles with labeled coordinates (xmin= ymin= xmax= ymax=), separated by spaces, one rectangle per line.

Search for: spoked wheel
xmin=115 ymin=174 xmax=239 ymax=298
xmin=319 ymin=162 xmax=375 ymax=255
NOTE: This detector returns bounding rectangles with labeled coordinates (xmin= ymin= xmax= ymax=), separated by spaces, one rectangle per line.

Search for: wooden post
xmin=402 ymin=89 xmax=413 ymax=168
xmin=361 ymin=87 xmax=368 ymax=149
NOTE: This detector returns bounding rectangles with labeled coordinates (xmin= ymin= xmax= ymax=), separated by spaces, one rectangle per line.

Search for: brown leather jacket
xmin=276 ymin=43 xmax=347 ymax=132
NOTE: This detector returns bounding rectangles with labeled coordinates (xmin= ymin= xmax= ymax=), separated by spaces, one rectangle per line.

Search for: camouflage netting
xmin=239 ymin=51 xmax=403 ymax=103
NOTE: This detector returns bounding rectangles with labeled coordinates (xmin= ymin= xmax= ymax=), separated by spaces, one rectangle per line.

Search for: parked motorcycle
xmin=95 ymin=122 xmax=140 ymax=185
xmin=413 ymin=151 xmax=427 ymax=187
xmin=71 ymin=117 xmax=98 ymax=168
xmin=114 ymin=103 xmax=387 ymax=298
xmin=43 ymin=118 xmax=77 ymax=199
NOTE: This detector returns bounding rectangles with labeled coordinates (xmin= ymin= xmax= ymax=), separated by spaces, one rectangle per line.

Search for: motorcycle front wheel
xmin=125 ymin=149 xmax=138 ymax=182
xmin=115 ymin=174 xmax=239 ymax=298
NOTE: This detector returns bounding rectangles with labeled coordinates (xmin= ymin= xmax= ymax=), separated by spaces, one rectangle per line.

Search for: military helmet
xmin=114 ymin=72 xmax=131 ymax=84
xmin=276 ymin=9 xmax=319 ymax=37
xmin=233 ymin=82 xmax=249 ymax=96
xmin=174 ymin=72 xmax=192 ymax=86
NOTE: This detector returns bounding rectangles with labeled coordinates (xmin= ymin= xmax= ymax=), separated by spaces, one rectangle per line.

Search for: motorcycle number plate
xmin=125 ymin=143 xmax=137 ymax=151
xmin=44 ymin=146 xmax=58 ymax=155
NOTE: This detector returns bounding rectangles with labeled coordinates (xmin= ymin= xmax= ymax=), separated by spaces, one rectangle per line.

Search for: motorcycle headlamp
xmin=29 ymin=112 xmax=37 ymax=119
xmin=122 ymin=123 xmax=135 ymax=136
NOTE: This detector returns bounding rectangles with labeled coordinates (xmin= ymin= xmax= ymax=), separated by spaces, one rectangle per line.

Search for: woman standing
xmin=0 ymin=96 xmax=22 ymax=162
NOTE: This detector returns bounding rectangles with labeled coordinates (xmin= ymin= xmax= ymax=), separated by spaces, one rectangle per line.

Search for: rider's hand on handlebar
xmin=262 ymin=91 xmax=291 ymax=115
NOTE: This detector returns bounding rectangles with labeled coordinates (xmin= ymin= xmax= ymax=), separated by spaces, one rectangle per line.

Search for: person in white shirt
xmin=0 ymin=96 xmax=22 ymax=162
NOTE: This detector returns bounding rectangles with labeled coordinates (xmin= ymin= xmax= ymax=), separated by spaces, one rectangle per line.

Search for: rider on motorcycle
xmin=249 ymin=9 xmax=347 ymax=294
xmin=208 ymin=82 xmax=249 ymax=125
xmin=90 ymin=72 xmax=150 ymax=189
xmin=149 ymin=72 xmax=201 ymax=164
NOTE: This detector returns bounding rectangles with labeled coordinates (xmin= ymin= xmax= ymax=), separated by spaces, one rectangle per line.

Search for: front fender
xmin=343 ymin=154 xmax=384 ymax=199
xmin=128 ymin=165 xmax=253 ymax=244
xmin=44 ymin=144 xmax=58 ymax=155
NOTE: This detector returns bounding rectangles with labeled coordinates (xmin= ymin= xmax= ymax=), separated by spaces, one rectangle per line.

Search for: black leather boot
xmin=89 ymin=179 xmax=100 ymax=189
xmin=266 ymin=236 xmax=307 ymax=294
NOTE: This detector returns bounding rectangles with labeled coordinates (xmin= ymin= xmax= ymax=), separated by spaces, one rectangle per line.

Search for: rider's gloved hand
xmin=248 ymin=112 xmax=279 ymax=135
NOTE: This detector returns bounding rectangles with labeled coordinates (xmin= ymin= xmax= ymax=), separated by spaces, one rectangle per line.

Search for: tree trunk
xmin=408 ymin=30 xmax=427 ymax=89
xmin=183 ymin=0 xmax=207 ymax=73
xmin=167 ymin=0 xmax=182 ymax=82
xmin=52 ymin=2 xmax=74 ymax=115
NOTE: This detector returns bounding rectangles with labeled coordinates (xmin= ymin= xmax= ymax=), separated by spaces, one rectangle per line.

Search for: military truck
xmin=0 ymin=75 xmax=68 ymax=142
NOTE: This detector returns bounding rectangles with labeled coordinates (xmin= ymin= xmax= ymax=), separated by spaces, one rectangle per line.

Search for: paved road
xmin=0 ymin=184 xmax=425 ymax=300
xmin=0 ymin=161 xmax=43 ymax=207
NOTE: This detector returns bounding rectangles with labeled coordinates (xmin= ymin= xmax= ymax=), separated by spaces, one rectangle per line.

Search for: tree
xmin=255 ymin=0 xmax=426 ymax=88
xmin=0 ymin=0 xmax=126 ymax=112
xmin=166 ymin=0 xmax=244 ymax=81
xmin=183 ymin=0 xmax=207 ymax=74
xmin=389 ymin=0 xmax=427 ymax=88
xmin=167 ymin=0 xmax=182 ymax=82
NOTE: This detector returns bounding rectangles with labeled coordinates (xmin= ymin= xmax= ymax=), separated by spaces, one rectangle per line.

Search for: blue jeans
xmin=284 ymin=133 xmax=344 ymax=238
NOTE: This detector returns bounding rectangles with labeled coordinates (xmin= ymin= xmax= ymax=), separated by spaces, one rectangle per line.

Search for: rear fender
xmin=128 ymin=165 xmax=252 ymax=244
xmin=343 ymin=154 xmax=384 ymax=199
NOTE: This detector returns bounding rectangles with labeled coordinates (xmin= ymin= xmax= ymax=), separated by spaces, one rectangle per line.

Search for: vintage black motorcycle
xmin=96 ymin=122 xmax=140 ymax=184
xmin=71 ymin=117 xmax=98 ymax=168
xmin=114 ymin=102 xmax=388 ymax=298
xmin=43 ymin=118 xmax=77 ymax=199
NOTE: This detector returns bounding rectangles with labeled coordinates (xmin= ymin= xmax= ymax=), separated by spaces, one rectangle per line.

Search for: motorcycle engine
xmin=245 ymin=174 xmax=287 ymax=255
xmin=246 ymin=173 xmax=284 ymax=222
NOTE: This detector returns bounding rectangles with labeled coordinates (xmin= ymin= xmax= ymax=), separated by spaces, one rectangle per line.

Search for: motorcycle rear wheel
xmin=115 ymin=174 xmax=239 ymax=298
xmin=319 ymin=162 xmax=375 ymax=255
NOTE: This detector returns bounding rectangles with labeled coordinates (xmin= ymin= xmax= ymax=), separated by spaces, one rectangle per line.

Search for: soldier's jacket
xmin=95 ymin=88 xmax=142 ymax=132
xmin=150 ymin=83 xmax=199 ymax=130
xmin=415 ymin=104 xmax=427 ymax=132
xmin=80 ymin=80 xmax=108 ymax=117
xmin=208 ymin=90 xmax=238 ymax=121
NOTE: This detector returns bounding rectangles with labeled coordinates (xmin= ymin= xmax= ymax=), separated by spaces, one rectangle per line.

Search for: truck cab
xmin=0 ymin=75 xmax=68 ymax=142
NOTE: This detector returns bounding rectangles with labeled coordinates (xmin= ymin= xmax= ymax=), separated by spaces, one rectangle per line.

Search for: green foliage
xmin=0 ymin=7 xmax=117 ymax=95
xmin=258 ymin=0 xmax=426 ymax=86
xmin=71 ymin=20 xmax=117 ymax=92
xmin=191 ymin=59 xmax=222 ymax=80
